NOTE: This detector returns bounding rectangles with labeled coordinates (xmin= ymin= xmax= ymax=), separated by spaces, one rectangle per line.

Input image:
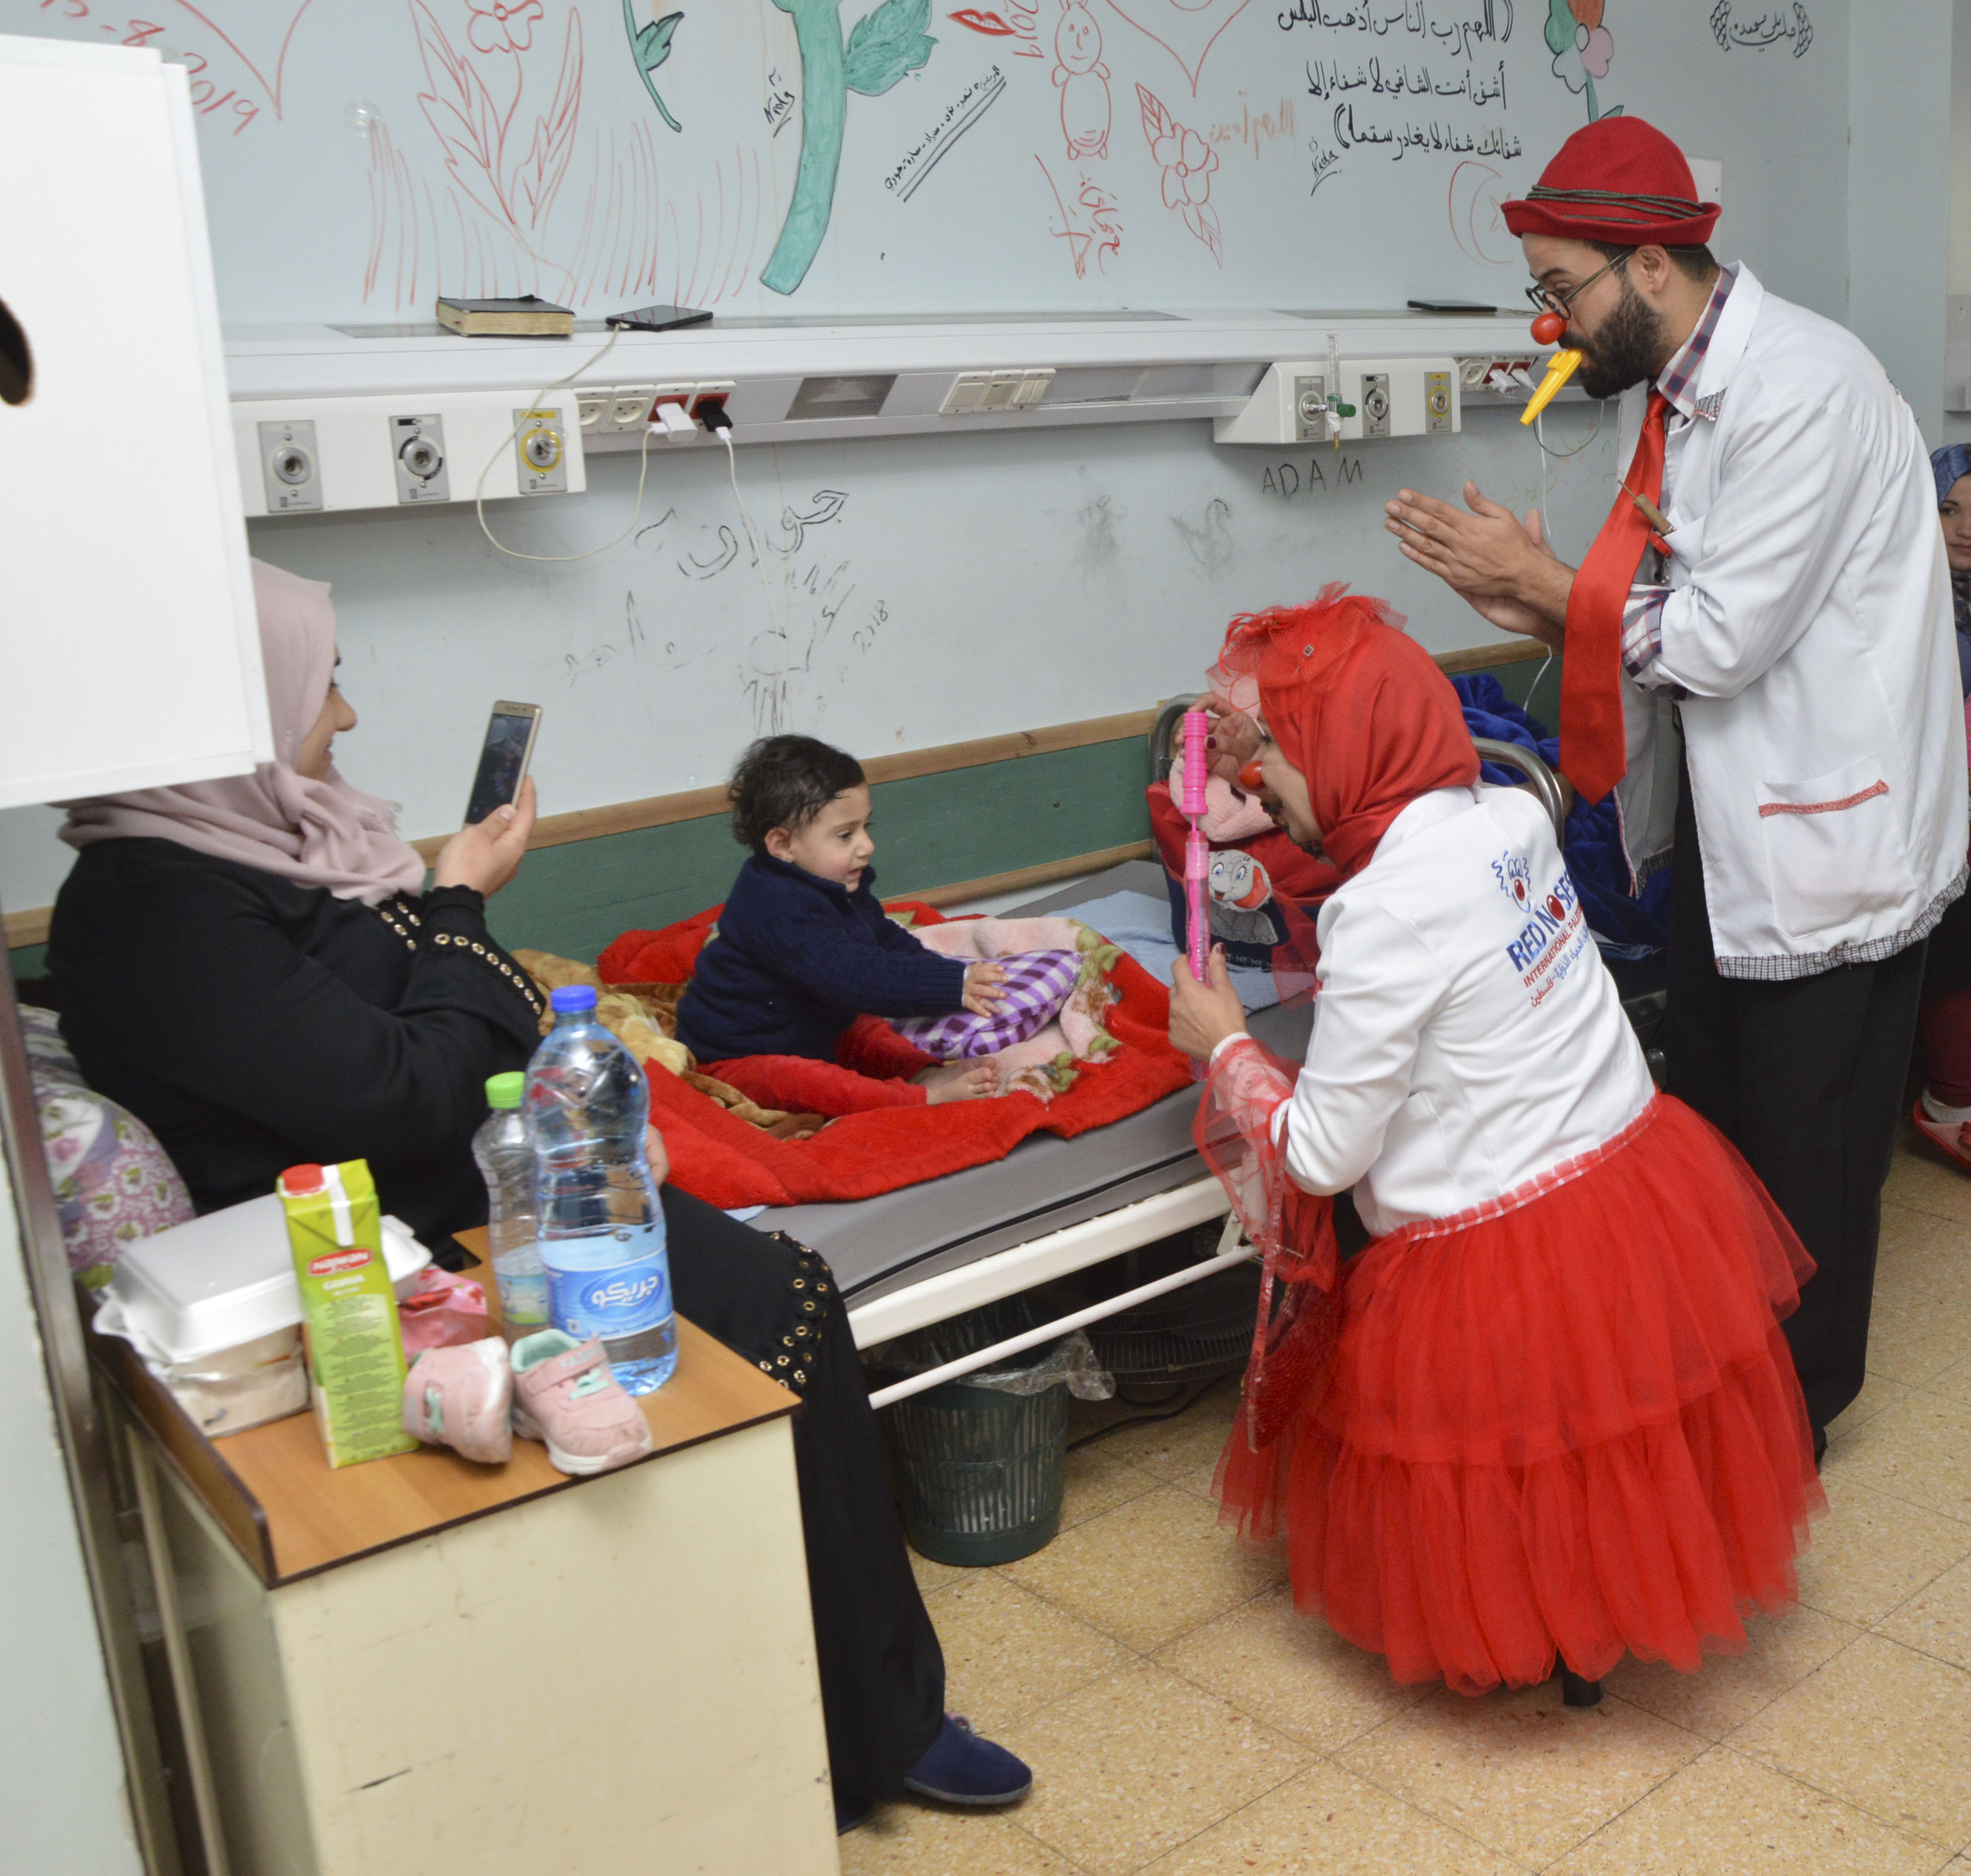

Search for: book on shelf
xmin=435 ymin=295 xmax=575 ymax=337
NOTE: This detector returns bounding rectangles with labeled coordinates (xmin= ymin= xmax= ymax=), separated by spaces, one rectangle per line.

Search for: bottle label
xmin=544 ymin=1239 xmax=673 ymax=1342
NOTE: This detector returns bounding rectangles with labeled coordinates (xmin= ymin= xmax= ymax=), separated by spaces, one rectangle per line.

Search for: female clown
xmin=1167 ymin=588 xmax=1823 ymax=1699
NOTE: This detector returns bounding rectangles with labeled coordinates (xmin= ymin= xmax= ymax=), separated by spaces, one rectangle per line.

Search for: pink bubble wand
xmin=1181 ymin=710 xmax=1211 ymax=1079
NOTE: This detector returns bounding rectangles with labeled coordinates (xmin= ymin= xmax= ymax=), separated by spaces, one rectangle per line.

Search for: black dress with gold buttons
xmin=46 ymin=832 xmax=946 ymax=1808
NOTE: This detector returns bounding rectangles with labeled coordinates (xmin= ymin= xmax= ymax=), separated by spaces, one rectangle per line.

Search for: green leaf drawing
xmin=1543 ymin=0 xmax=1575 ymax=55
xmin=761 ymin=0 xmax=936 ymax=295
xmin=843 ymin=0 xmax=935 ymax=96
xmin=623 ymin=0 xmax=684 ymax=133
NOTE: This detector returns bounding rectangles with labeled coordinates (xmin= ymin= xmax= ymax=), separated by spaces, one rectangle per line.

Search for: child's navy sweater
xmin=674 ymin=854 xmax=968 ymax=1063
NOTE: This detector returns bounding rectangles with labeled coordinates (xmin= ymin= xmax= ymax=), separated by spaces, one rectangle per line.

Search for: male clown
xmin=1386 ymin=115 xmax=1967 ymax=1458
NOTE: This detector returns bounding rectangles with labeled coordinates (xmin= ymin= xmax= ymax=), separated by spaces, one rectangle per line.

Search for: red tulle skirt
xmin=1215 ymin=1096 xmax=1825 ymax=1694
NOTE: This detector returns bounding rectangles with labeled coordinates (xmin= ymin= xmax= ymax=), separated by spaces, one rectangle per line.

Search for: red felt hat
xmin=1502 ymin=117 xmax=1719 ymax=247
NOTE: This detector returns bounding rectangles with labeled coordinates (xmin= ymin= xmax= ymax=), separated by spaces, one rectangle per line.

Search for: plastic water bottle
xmin=524 ymin=985 xmax=676 ymax=1393
xmin=472 ymin=1071 xmax=548 ymax=1343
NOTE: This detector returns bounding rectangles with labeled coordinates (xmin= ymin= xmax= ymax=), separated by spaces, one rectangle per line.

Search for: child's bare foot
xmin=914 ymin=1061 xmax=1000 ymax=1104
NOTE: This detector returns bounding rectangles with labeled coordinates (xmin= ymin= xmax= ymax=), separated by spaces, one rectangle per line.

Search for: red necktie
xmin=1558 ymin=390 xmax=1668 ymax=807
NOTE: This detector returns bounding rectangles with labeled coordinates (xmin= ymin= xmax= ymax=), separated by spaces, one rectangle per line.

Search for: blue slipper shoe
xmin=902 ymin=1713 xmax=1033 ymax=1807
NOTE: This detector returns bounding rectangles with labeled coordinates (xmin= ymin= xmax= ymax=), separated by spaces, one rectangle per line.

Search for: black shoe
xmin=1813 ymin=1424 xmax=1828 ymax=1471
xmin=1559 ymin=1664 xmax=1603 ymax=1708
xmin=834 ymin=1793 xmax=874 ymax=1835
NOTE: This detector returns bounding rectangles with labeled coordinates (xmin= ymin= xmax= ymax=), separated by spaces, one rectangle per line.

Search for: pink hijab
xmin=58 ymin=559 xmax=427 ymax=905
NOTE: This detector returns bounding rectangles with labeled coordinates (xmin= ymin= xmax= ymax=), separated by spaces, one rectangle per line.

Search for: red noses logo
xmin=1512 ymin=878 xmax=1529 ymax=907
xmin=307 ymin=1248 xmax=373 ymax=1277
xmin=1546 ymin=894 xmax=1566 ymax=921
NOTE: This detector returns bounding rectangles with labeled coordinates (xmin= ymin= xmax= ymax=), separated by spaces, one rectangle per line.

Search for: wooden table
xmin=96 ymin=1228 xmax=840 ymax=1876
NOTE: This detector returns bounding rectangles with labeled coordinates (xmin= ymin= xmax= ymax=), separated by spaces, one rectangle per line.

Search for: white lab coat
xmin=1265 ymin=785 xmax=1655 ymax=1235
xmin=1615 ymin=264 xmax=1968 ymax=977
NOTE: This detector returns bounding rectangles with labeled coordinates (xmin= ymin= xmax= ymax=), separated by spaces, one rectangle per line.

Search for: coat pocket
xmin=1756 ymin=755 xmax=1910 ymax=941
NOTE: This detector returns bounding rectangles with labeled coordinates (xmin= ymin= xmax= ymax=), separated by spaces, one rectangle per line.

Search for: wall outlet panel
xmin=1333 ymin=357 xmax=1459 ymax=441
xmin=257 ymin=417 xmax=322 ymax=512
xmin=232 ymin=391 xmax=584 ymax=516
xmin=513 ymin=408 xmax=569 ymax=494
xmin=390 ymin=412 xmax=449 ymax=504
xmin=1213 ymin=356 xmax=1458 ymax=445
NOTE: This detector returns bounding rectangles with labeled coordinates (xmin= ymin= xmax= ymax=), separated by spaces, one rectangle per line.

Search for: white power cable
xmin=720 ymin=425 xmax=781 ymax=636
xmin=473 ymin=322 xmax=661 ymax=565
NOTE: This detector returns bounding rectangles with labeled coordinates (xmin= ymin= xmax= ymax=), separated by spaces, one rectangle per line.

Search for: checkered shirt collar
xmin=1654 ymin=261 xmax=1738 ymax=420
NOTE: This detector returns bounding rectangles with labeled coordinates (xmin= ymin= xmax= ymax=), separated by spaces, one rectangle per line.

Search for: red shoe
xmin=1912 ymin=1098 xmax=1971 ymax=1173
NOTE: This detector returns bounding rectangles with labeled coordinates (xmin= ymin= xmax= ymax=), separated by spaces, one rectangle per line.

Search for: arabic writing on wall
xmin=1281 ymin=1 xmax=1522 ymax=194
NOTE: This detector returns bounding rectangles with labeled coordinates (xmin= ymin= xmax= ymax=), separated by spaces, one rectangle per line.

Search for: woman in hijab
xmin=47 ymin=559 xmax=1028 ymax=1831
xmin=1909 ymin=447 xmax=1971 ymax=1171
xmin=1167 ymin=588 xmax=1821 ymax=1704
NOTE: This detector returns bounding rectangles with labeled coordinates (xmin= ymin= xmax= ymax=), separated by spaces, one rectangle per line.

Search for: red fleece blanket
xmin=598 ymin=902 xmax=1193 ymax=1210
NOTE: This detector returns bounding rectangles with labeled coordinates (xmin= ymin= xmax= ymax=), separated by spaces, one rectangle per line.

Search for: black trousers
xmin=661 ymin=1184 xmax=946 ymax=1805
xmin=1663 ymin=773 xmax=1925 ymax=1431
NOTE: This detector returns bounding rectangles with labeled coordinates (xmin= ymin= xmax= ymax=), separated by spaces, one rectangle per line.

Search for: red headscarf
xmin=1209 ymin=586 xmax=1479 ymax=880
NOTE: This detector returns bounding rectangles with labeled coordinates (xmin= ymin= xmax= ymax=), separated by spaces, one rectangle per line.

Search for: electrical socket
xmin=607 ymin=386 xmax=657 ymax=431
xmin=689 ymin=381 xmax=735 ymax=423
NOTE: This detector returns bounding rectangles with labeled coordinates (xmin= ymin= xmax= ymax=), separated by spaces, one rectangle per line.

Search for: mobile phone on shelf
xmin=463 ymin=702 xmax=542 ymax=825
xmin=604 ymin=303 xmax=713 ymax=333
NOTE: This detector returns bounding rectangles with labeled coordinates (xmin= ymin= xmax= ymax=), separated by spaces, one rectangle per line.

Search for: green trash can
xmin=874 ymin=1300 xmax=1102 ymax=1568
xmin=886 ymin=1366 xmax=1072 ymax=1567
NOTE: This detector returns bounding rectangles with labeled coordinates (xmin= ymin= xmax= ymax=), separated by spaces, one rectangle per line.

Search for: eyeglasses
xmin=1523 ymin=250 xmax=1630 ymax=318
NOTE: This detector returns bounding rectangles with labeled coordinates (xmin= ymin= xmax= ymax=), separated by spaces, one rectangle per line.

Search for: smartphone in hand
xmin=463 ymin=702 xmax=542 ymax=825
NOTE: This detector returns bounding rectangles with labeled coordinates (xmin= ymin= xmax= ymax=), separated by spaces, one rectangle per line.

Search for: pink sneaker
xmin=403 ymin=1339 xmax=514 ymax=1464
xmin=1913 ymin=1097 xmax=1971 ymax=1173
xmin=509 ymin=1331 xmax=654 ymax=1476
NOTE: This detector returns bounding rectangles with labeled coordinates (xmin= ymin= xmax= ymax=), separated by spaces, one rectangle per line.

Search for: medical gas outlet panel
xmin=234 ymin=390 xmax=587 ymax=519
xmin=1214 ymin=357 xmax=1459 ymax=446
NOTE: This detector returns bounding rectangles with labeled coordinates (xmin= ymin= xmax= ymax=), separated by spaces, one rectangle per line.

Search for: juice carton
xmin=277 ymin=1160 xmax=418 ymax=1468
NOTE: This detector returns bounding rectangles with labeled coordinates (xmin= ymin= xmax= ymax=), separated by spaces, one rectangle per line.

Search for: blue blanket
xmin=1456 ymin=673 xmax=1671 ymax=958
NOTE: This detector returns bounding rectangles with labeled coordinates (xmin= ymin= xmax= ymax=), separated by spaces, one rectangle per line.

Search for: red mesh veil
xmin=1194 ymin=1034 xmax=1340 ymax=1453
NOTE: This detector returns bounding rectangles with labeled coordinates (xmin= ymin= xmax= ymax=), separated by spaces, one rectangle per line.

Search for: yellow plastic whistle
xmin=1520 ymin=350 xmax=1583 ymax=425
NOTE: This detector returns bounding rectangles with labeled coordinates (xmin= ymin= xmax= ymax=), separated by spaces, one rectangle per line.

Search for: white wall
xmin=0 ymin=1148 xmax=143 ymax=1875
xmin=1850 ymin=0 xmax=1954 ymax=443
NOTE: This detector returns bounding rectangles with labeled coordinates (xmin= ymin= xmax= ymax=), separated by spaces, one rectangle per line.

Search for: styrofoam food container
xmin=100 ymin=1191 xmax=433 ymax=1366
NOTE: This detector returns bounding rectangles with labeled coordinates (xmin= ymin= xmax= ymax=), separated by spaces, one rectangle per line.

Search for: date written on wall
xmin=1260 ymin=455 xmax=1366 ymax=499
xmin=37 ymin=6 xmax=259 ymax=134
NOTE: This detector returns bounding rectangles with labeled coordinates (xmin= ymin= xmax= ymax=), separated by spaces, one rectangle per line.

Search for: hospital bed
xmin=754 ymin=718 xmax=1588 ymax=1407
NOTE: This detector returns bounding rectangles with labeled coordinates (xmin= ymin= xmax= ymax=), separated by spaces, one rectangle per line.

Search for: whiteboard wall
xmin=0 ymin=0 xmax=1853 ymax=918
xmin=0 ymin=0 xmax=1844 ymax=321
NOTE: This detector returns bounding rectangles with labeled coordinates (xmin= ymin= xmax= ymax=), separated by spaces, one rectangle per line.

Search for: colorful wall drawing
xmin=762 ymin=0 xmax=938 ymax=293
xmin=1137 ymin=83 xmax=1218 ymax=262
xmin=1052 ymin=0 xmax=1110 ymax=159
xmin=0 ymin=0 xmax=1839 ymax=322
xmin=1545 ymin=0 xmax=1617 ymax=122
xmin=621 ymin=0 xmax=683 ymax=130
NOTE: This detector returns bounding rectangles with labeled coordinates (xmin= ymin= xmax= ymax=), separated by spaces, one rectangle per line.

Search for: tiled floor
xmin=841 ymin=1136 xmax=1971 ymax=1875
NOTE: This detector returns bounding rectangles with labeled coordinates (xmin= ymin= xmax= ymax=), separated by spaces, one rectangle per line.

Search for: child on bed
xmin=1167 ymin=589 xmax=1821 ymax=1704
xmin=675 ymin=735 xmax=1010 ymax=1111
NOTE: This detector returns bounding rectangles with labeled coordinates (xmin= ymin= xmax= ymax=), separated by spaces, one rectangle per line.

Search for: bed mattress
xmin=749 ymin=861 xmax=1311 ymax=1304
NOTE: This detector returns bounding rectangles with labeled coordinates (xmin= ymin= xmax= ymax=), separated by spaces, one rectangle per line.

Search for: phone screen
xmin=464 ymin=704 xmax=540 ymax=825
